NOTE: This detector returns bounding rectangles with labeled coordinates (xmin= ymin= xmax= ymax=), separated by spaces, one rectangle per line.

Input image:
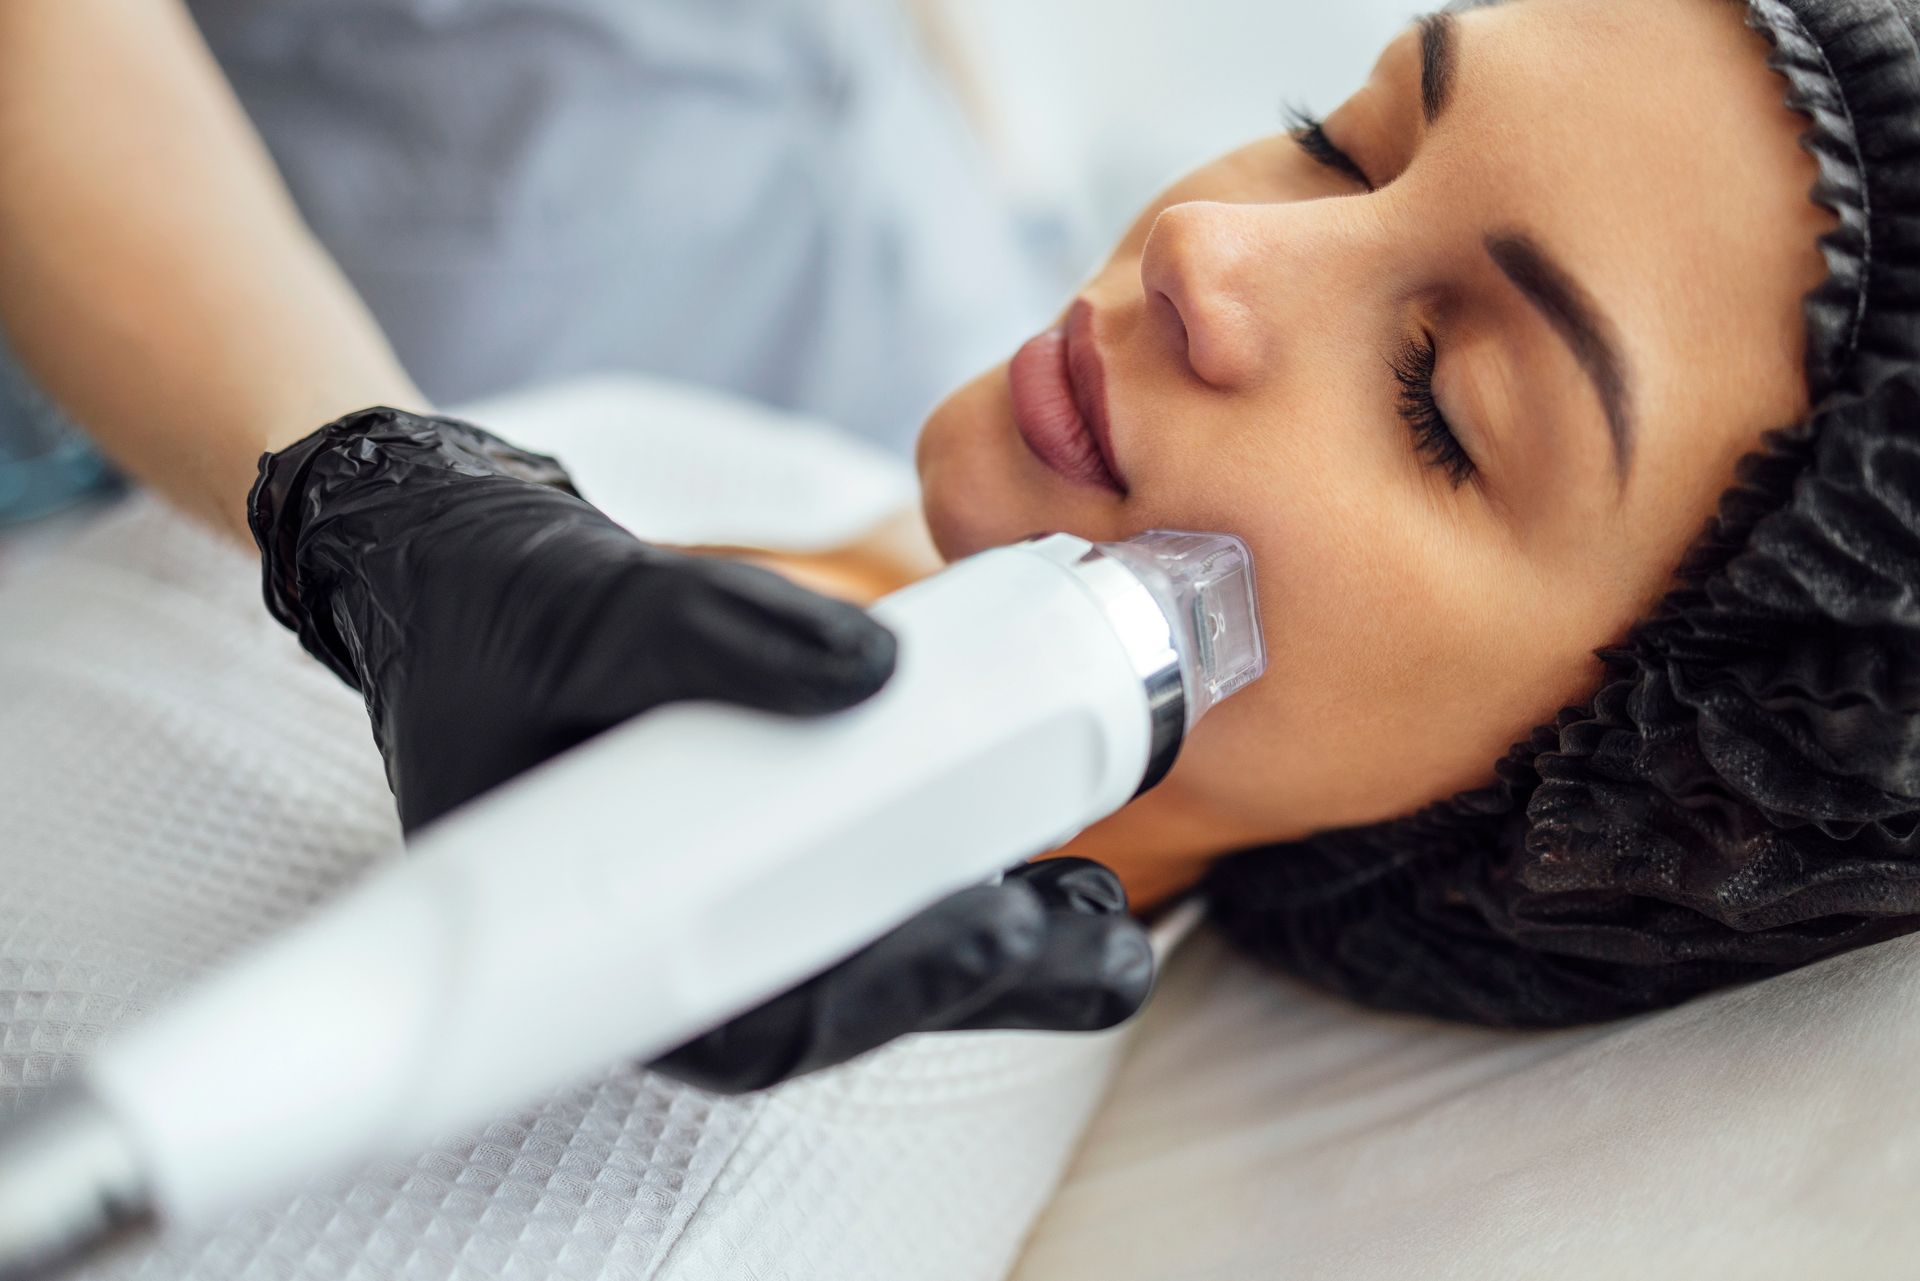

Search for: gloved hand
xmin=248 ymin=406 xmax=1154 ymax=1092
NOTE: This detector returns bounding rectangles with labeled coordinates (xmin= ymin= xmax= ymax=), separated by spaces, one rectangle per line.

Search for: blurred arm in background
xmin=0 ymin=0 xmax=426 ymax=545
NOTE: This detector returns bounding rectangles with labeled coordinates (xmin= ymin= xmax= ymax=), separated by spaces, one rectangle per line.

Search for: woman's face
xmin=915 ymin=0 xmax=1833 ymax=901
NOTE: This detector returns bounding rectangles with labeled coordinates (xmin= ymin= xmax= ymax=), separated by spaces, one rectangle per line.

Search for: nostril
xmin=1149 ymin=289 xmax=1190 ymax=363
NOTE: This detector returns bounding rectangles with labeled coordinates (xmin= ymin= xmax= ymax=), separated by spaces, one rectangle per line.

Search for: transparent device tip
xmin=1095 ymin=530 xmax=1267 ymax=729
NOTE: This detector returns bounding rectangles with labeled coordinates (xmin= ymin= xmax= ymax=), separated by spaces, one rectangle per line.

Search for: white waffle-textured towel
xmin=0 ymin=379 xmax=1137 ymax=1281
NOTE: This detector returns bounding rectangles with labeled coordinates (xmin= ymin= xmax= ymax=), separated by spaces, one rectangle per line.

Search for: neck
xmin=1049 ymin=779 xmax=1239 ymax=914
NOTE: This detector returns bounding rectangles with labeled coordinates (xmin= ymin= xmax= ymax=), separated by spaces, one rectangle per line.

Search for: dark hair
xmin=1201 ymin=0 xmax=1920 ymax=1026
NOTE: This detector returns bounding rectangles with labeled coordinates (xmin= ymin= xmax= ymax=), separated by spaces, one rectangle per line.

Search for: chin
xmin=914 ymin=365 xmax=1031 ymax=561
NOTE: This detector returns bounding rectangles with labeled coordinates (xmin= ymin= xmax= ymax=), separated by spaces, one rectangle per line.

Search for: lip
xmin=1008 ymin=299 xmax=1127 ymax=495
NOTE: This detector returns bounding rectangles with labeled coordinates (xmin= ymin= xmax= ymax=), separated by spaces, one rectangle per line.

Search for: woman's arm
xmin=0 ymin=0 xmax=427 ymax=544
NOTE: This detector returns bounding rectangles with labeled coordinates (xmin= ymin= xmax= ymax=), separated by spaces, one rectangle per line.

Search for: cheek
xmin=1156 ymin=452 xmax=1605 ymax=842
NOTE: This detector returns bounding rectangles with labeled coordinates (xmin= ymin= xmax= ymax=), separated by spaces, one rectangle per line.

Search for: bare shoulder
xmin=678 ymin=508 xmax=945 ymax=606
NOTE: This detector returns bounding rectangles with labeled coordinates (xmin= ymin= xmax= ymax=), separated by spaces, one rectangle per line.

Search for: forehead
xmin=1354 ymin=0 xmax=1827 ymax=485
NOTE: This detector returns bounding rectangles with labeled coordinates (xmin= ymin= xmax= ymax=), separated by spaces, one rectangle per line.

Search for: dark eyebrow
xmin=1486 ymin=232 xmax=1636 ymax=489
xmin=1286 ymin=11 xmax=1457 ymax=186
xmin=1417 ymin=13 xmax=1458 ymax=124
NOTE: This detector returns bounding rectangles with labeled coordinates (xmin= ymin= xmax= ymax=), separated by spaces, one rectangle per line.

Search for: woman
xmin=7 ymin=0 xmax=1919 ymax=1272
xmin=13 ymin=0 xmax=1920 ymax=1059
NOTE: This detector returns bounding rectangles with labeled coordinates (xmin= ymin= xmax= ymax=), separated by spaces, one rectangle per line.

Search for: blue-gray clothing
xmin=0 ymin=0 xmax=1055 ymax=523
xmin=185 ymin=0 xmax=1052 ymax=449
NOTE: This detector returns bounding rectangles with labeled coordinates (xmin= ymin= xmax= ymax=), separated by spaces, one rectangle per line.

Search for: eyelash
xmin=1282 ymin=105 xmax=1373 ymax=190
xmin=1281 ymin=108 xmax=1469 ymax=488
xmin=1389 ymin=336 xmax=1477 ymax=488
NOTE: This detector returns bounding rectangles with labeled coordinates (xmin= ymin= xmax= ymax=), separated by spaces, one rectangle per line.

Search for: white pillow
xmin=1016 ymin=924 xmax=1920 ymax=1279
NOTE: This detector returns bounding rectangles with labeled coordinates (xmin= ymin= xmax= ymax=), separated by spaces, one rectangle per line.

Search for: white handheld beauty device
xmin=0 ymin=529 xmax=1265 ymax=1277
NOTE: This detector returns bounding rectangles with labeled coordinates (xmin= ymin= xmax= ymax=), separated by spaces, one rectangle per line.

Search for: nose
xmin=1138 ymin=201 xmax=1270 ymax=391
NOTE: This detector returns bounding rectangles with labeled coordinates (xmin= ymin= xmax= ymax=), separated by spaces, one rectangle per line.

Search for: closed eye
xmin=1283 ymin=105 xmax=1376 ymax=192
xmin=1390 ymin=334 xmax=1477 ymax=488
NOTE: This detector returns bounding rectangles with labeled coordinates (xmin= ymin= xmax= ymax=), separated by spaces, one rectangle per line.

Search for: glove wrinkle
xmin=1019 ymin=856 xmax=1133 ymax=916
xmin=940 ymin=877 xmax=1155 ymax=1034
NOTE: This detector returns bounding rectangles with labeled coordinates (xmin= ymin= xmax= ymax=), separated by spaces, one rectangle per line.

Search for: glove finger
xmin=933 ymin=911 xmax=1154 ymax=1034
xmin=562 ymin=553 xmax=897 ymax=723
xmin=941 ymin=857 xmax=1149 ymax=1032
xmin=648 ymin=882 xmax=1048 ymax=1094
xmin=1002 ymin=857 xmax=1131 ymax=916
xmin=675 ymin=558 xmax=897 ymax=714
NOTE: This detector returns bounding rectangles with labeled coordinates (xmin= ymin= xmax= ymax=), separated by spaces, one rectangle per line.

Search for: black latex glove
xmin=248 ymin=406 xmax=1154 ymax=1092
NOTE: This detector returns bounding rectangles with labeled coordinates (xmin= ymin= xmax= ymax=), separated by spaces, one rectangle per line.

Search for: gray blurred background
xmin=929 ymin=0 xmax=1421 ymax=276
